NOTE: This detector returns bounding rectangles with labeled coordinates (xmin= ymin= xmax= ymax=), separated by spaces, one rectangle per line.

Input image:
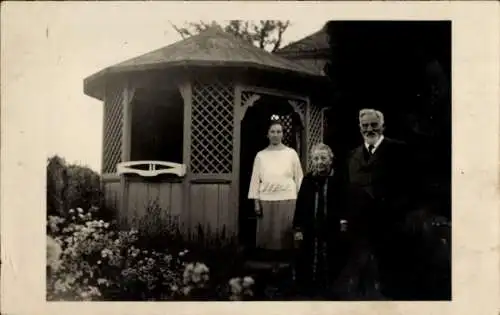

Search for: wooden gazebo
xmin=83 ymin=26 xmax=330 ymax=243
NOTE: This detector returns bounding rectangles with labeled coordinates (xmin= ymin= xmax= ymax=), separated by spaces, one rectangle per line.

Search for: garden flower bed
xmin=46 ymin=207 xmax=293 ymax=301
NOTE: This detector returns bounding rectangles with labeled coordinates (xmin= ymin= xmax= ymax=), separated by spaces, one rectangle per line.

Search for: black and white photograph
xmin=1 ymin=1 xmax=499 ymax=313
xmin=45 ymin=18 xmax=453 ymax=302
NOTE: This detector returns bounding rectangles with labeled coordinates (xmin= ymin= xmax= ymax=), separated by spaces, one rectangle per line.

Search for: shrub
xmin=46 ymin=155 xmax=109 ymax=220
xmin=47 ymin=207 xmax=188 ymax=301
xmin=46 ymin=207 xmax=247 ymax=301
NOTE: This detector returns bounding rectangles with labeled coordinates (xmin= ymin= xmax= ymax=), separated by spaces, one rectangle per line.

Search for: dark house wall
xmin=323 ymin=21 xmax=451 ymax=219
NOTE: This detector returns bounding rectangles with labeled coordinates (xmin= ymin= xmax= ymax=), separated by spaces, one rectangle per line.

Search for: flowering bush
xmin=47 ymin=207 xmax=189 ymax=301
xmin=46 ymin=207 xmax=247 ymax=301
xmin=228 ymin=276 xmax=255 ymax=300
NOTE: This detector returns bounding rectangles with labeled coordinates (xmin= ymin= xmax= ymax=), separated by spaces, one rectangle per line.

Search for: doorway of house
xmin=238 ymin=93 xmax=304 ymax=258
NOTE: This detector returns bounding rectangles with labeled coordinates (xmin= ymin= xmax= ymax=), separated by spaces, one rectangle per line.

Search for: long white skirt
xmin=256 ymin=199 xmax=296 ymax=250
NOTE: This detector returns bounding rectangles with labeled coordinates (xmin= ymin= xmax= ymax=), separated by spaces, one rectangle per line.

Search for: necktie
xmin=368 ymin=144 xmax=375 ymax=155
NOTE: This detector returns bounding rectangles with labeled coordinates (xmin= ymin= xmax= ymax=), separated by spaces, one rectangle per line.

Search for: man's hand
xmin=294 ymin=231 xmax=304 ymax=241
xmin=254 ymin=201 xmax=262 ymax=217
xmin=340 ymin=219 xmax=348 ymax=232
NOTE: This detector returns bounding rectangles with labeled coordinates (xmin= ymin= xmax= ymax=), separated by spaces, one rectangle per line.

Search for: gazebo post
xmin=231 ymin=84 xmax=243 ymax=238
xmin=304 ymin=98 xmax=312 ymax=169
xmin=120 ymin=81 xmax=133 ymax=227
xmin=179 ymin=81 xmax=192 ymax=236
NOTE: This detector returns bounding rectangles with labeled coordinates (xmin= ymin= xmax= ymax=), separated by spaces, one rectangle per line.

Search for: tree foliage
xmin=171 ymin=20 xmax=290 ymax=52
xmin=47 ymin=155 xmax=106 ymax=218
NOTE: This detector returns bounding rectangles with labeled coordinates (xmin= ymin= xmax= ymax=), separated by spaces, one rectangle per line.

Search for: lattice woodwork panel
xmin=102 ymin=87 xmax=123 ymax=174
xmin=307 ymin=105 xmax=324 ymax=168
xmin=280 ymin=114 xmax=294 ymax=147
xmin=288 ymin=99 xmax=306 ymax=158
xmin=191 ymin=80 xmax=234 ymax=174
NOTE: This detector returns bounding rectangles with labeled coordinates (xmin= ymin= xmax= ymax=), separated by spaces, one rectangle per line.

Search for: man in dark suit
xmin=343 ymin=108 xmax=417 ymax=299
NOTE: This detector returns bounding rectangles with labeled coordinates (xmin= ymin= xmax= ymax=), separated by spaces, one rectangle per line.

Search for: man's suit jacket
xmin=346 ymin=137 xmax=417 ymax=233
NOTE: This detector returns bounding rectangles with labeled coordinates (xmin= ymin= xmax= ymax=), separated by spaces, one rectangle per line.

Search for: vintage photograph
xmin=46 ymin=19 xmax=451 ymax=301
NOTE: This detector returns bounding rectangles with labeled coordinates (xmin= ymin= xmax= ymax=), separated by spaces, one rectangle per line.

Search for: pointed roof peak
xmin=90 ymin=26 xmax=322 ymax=76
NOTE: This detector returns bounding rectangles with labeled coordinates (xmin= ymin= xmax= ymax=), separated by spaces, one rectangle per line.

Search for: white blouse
xmin=248 ymin=146 xmax=304 ymax=201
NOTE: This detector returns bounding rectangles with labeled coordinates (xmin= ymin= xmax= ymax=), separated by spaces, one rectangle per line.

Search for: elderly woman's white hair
xmin=310 ymin=143 xmax=335 ymax=160
xmin=359 ymin=108 xmax=385 ymax=126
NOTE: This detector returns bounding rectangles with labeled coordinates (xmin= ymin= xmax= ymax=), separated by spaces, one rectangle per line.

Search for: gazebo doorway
xmin=238 ymin=93 xmax=304 ymax=252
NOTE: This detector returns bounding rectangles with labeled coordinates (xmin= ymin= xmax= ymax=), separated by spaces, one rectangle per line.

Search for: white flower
xmin=97 ymin=278 xmax=108 ymax=285
xmin=183 ymin=263 xmax=195 ymax=284
xmin=77 ymin=208 xmax=83 ymax=213
xmin=192 ymin=273 xmax=201 ymax=283
xmin=194 ymin=262 xmax=209 ymax=274
xmin=243 ymin=276 xmax=255 ymax=287
xmin=88 ymin=286 xmax=101 ymax=297
xmin=47 ymin=235 xmax=62 ymax=271
xmin=229 ymin=277 xmax=241 ymax=288
xmin=230 ymin=284 xmax=242 ymax=294
xmin=185 ymin=263 xmax=195 ymax=273
xmin=182 ymin=286 xmax=191 ymax=296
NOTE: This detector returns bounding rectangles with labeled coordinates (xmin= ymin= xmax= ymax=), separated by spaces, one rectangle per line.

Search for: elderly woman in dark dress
xmin=292 ymin=143 xmax=349 ymax=299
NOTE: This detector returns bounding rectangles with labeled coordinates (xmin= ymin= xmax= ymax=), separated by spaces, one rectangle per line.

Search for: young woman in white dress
xmin=248 ymin=118 xmax=304 ymax=253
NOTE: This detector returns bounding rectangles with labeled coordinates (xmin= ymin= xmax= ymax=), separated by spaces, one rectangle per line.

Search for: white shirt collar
xmin=365 ymin=135 xmax=385 ymax=153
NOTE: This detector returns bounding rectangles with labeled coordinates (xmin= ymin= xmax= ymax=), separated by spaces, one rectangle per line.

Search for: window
xmin=130 ymin=88 xmax=184 ymax=164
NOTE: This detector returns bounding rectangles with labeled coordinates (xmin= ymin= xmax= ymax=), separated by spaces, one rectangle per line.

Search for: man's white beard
xmin=364 ymin=133 xmax=380 ymax=145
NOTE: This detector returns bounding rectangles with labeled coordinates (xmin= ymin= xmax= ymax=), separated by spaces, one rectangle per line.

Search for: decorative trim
xmin=244 ymin=93 xmax=261 ymax=108
xmin=117 ymin=161 xmax=187 ymax=177
xmin=240 ymin=93 xmax=260 ymax=121
xmin=288 ymin=100 xmax=306 ymax=126
xmin=240 ymin=89 xmax=307 ymax=126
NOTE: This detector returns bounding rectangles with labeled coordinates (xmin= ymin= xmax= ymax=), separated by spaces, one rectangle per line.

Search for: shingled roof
xmin=276 ymin=26 xmax=330 ymax=57
xmin=84 ymin=26 xmax=322 ymax=100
